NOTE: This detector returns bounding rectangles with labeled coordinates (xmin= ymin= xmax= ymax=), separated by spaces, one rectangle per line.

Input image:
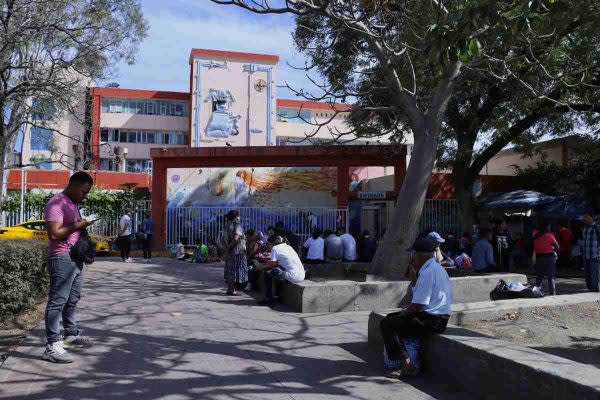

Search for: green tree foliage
xmin=515 ymin=138 xmax=600 ymax=211
xmin=1 ymin=184 xmax=149 ymax=222
xmin=213 ymin=0 xmax=598 ymax=278
xmin=0 ymin=0 xmax=148 ymax=199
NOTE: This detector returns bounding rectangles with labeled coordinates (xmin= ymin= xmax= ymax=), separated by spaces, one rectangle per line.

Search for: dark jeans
xmin=143 ymin=234 xmax=153 ymax=259
xmin=535 ymin=253 xmax=557 ymax=295
xmin=380 ymin=311 xmax=449 ymax=361
xmin=45 ymin=254 xmax=84 ymax=344
xmin=118 ymin=235 xmax=131 ymax=260
xmin=264 ymin=266 xmax=287 ymax=300
xmin=583 ymin=258 xmax=600 ymax=292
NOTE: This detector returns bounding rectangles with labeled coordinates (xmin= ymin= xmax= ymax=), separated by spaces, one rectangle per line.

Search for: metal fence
xmin=166 ymin=206 xmax=348 ymax=248
xmin=86 ymin=201 xmax=152 ymax=238
xmin=419 ymin=199 xmax=459 ymax=235
xmin=1 ymin=200 xmax=152 ymax=239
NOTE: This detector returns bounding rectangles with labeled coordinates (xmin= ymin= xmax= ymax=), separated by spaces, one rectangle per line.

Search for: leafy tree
xmin=515 ymin=138 xmax=600 ymax=211
xmin=213 ymin=0 xmax=597 ymax=279
xmin=436 ymin=1 xmax=600 ymax=232
xmin=0 ymin=0 xmax=148 ymax=212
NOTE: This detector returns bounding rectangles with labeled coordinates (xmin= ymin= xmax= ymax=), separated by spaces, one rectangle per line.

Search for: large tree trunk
xmin=367 ymin=125 xmax=440 ymax=280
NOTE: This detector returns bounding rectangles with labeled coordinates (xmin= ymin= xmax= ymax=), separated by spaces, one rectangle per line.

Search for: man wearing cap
xmin=427 ymin=231 xmax=446 ymax=263
xmin=380 ymin=238 xmax=452 ymax=378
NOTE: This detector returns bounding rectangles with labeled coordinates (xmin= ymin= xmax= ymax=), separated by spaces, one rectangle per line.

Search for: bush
xmin=0 ymin=240 xmax=48 ymax=321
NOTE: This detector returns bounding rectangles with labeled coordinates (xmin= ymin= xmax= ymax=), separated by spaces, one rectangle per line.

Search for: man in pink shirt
xmin=43 ymin=172 xmax=95 ymax=363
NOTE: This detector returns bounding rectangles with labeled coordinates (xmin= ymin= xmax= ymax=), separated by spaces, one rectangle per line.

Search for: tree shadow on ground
xmin=0 ymin=259 xmax=474 ymax=400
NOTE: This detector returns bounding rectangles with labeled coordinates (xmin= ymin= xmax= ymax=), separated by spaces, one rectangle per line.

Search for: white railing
xmin=165 ymin=206 xmax=348 ymax=249
xmin=1 ymin=200 xmax=152 ymax=240
xmin=419 ymin=199 xmax=460 ymax=235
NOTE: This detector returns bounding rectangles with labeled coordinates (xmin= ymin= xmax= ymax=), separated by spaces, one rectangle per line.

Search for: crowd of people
xmin=436 ymin=216 xmax=600 ymax=295
xmin=39 ymin=170 xmax=599 ymax=373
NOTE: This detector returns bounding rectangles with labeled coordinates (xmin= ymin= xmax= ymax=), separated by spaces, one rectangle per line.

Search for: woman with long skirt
xmin=223 ymin=210 xmax=247 ymax=296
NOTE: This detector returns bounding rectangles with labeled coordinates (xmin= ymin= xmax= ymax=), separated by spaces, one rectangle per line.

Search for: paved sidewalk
xmin=0 ymin=259 xmax=471 ymax=400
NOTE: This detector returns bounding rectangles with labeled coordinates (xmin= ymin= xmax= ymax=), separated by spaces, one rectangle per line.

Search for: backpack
xmin=70 ymin=229 xmax=95 ymax=264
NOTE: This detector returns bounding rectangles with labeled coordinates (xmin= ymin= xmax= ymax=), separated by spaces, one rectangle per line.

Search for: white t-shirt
xmin=271 ymin=243 xmax=305 ymax=283
xmin=303 ymin=237 xmax=325 ymax=260
xmin=340 ymin=233 xmax=357 ymax=261
xmin=119 ymin=214 xmax=132 ymax=236
xmin=412 ymin=257 xmax=453 ymax=315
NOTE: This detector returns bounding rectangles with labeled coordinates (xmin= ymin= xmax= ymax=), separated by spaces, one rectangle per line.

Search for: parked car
xmin=0 ymin=220 xmax=112 ymax=254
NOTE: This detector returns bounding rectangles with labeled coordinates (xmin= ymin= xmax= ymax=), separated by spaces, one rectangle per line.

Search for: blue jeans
xmin=45 ymin=253 xmax=84 ymax=344
xmin=583 ymin=258 xmax=600 ymax=292
xmin=264 ymin=266 xmax=287 ymax=300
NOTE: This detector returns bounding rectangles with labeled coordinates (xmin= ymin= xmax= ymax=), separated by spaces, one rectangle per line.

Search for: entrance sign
xmin=357 ymin=191 xmax=386 ymax=200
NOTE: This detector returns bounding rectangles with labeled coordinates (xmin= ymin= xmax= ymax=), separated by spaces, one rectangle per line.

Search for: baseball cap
xmin=407 ymin=238 xmax=438 ymax=253
xmin=427 ymin=231 xmax=445 ymax=243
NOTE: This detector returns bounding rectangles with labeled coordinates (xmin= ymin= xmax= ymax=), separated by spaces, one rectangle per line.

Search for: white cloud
xmin=109 ymin=3 xmax=321 ymax=99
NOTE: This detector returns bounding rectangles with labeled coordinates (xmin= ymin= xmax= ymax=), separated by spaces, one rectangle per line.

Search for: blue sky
xmin=104 ymin=0 xmax=316 ymax=99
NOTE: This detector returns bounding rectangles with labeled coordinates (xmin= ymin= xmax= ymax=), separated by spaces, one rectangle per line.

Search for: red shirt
xmin=532 ymin=230 xmax=557 ymax=255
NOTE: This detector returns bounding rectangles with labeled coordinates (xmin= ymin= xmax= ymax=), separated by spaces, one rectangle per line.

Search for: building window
xmin=30 ymin=127 xmax=53 ymax=150
xmin=146 ymin=101 xmax=155 ymax=115
xmin=109 ymin=99 xmax=123 ymax=113
xmin=99 ymin=158 xmax=117 ymax=171
xmin=176 ymin=104 xmax=184 ymax=116
xmin=128 ymin=131 xmax=137 ymax=143
xmin=32 ymin=99 xmax=55 ymax=121
xmin=276 ymin=108 xmax=312 ymax=123
xmin=101 ymin=97 xmax=189 ymax=117
xmin=99 ymin=128 xmax=187 ymax=145
xmin=125 ymin=159 xmax=153 ymax=174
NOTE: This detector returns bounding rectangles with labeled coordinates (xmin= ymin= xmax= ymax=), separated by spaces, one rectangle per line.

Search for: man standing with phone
xmin=43 ymin=171 xmax=95 ymax=363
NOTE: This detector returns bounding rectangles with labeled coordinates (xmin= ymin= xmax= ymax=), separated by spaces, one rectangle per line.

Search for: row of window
xmin=100 ymin=129 xmax=187 ymax=145
xmin=276 ymin=108 xmax=349 ymax=123
xmin=101 ymin=97 xmax=189 ymax=117
xmin=99 ymin=158 xmax=153 ymax=174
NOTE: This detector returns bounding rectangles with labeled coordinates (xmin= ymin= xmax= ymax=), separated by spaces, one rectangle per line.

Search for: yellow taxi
xmin=0 ymin=220 xmax=112 ymax=254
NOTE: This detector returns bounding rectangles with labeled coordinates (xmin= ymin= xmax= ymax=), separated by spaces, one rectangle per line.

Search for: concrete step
xmin=367 ymin=293 xmax=600 ymax=400
xmin=260 ymin=272 xmax=528 ymax=312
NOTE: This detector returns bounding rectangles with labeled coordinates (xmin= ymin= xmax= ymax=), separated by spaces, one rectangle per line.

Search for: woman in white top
xmin=303 ymin=229 xmax=325 ymax=264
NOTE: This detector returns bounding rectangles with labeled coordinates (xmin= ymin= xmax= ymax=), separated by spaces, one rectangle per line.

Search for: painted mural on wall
xmin=167 ymin=167 xmax=338 ymax=208
xmin=204 ymin=89 xmax=241 ymax=138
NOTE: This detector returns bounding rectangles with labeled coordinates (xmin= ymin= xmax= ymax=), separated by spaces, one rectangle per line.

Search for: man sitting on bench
xmin=380 ymin=237 xmax=453 ymax=378
xmin=254 ymin=234 xmax=306 ymax=305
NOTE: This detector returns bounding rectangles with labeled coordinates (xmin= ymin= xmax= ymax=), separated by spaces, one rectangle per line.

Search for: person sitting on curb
xmin=253 ymin=234 xmax=305 ymax=306
xmin=338 ymin=227 xmax=357 ymax=262
xmin=471 ymin=229 xmax=497 ymax=273
xmin=324 ymin=229 xmax=343 ymax=261
xmin=380 ymin=238 xmax=452 ymax=378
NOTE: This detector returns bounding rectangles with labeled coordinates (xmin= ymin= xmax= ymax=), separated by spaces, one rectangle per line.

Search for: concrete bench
xmin=367 ymin=294 xmax=600 ymax=400
xmin=254 ymin=271 xmax=527 ymax=313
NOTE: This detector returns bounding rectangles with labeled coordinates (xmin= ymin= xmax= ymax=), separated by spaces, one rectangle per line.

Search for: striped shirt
xmin=583 ymin=223 xmax=600 ymax=259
